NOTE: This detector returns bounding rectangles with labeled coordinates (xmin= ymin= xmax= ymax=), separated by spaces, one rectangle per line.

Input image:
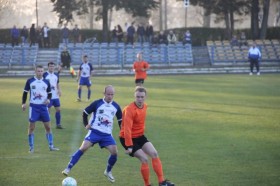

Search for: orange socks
xmin=141 ymin=163 xmax=150 ymax=186
xmin=152 ymin=157 xmax=164 ymax=183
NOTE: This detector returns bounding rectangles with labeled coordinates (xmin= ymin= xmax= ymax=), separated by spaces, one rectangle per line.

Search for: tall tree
xmin=190 ymin=0 xmax=250 ymax=39
xmin=52 ymin=0 xmax=88 ymax=25
xmin=52 ymin=0 xmax=159 ymax=41
xmin=251 ymin=0 xmax=259 ymax=39
xmin=260 ymin=0 xmax=270 ymax=39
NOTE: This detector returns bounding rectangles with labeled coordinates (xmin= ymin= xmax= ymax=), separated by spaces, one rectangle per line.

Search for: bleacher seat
xmin=3 ymin=41 xmax=194 ymax=67
xmin=207 ymin=39 xmax=280 ymax=64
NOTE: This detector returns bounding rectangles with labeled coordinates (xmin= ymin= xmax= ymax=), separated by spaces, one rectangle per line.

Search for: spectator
xmin=36 ymin=26 xmax=43 ymax=48
xmin=59 ymin=46 xmax=72 ymax=75
xmin=11 ymin=25 xmax=20 ymax=47
xmin=29 ymin=24 xmax=36 ymax=47
xmin=124 ymin=22 xmax=129 ymax=35
xmin=42 ymin=22 xmax=51 ymax=48
xmin=248 ymin=41 xmax=261 ymax=75
xmin=158 ymin=31 xmax=168 ymax=45
xmin=230 ymin=35 xmax=239 ymax=46
xmin=126 ymin=22 xmax=135 ymax=45
xmin=167 ymin=30 xmax=177 ymax=44
xmin=116 ymin=25 xmax=123 ymax=42
xmin=111 ymin=26 xmax=117 ymax=43
xmin=239 ymin=32 xmax=248 ymax=47
xmin=183 ymin=30 xmax=192 ymax=45
xmin=72 ymin=24 xmax=80 ymax=46
xmin=150 ymin=34 xmax=158 ymax=46
xmin=61 ymin=24 xmax=70 ymax=46
xmin=145 ymin=23 xmax=154 ymax=43
xmin=20 ymin=26 xmax=29 ymax=46
xmin=137 ymin=24 xmax=145 ymax=44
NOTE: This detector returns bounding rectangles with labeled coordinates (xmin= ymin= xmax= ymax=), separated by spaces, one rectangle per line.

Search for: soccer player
xmin=43 ymin=61 xmax=63 ymax=129
xmin=133 ymin=52 xmax=150 ymax=86
xmin=62 ymin=85 xmax=122 ymax=183
xmin=76 ymin=55 xmax=93 ymax=101
xmin=248 ymin=41 xmax=262 ymax=75
xmin=119 ymin=86 xmax=175 ymax=186
xmin=22 ymin=65 xmax=59 ymax=153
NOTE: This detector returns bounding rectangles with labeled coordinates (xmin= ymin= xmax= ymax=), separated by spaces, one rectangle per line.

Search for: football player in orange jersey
xmin=133 ymin=52 xmax=150 ymax=86
xmin=119 ymin=86 xmax=175 ymax=186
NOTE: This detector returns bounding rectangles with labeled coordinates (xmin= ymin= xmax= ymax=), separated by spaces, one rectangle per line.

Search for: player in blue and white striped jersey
xmin=43 ymin=61 xmax=63 ymax=129
xmin=62 ymin=85 xmax=122 ymax=183
xmin=22 ymin=65 xmax=59 ymax=153
xmin=76 ymin=55 xmax=93 ymax=102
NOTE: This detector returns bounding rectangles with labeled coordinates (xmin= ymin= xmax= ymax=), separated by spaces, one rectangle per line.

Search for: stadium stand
xmin=57 ymin=41 xmax=193 ymax=68
xmin=207 ymin=39 xmax=280 ymax=65
xmin=0 ymin=44 xmax=38 ymax=67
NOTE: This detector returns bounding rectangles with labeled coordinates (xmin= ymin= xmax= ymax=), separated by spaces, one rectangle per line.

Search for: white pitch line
xmin=69 ymin=105 xmax=85 ymax=156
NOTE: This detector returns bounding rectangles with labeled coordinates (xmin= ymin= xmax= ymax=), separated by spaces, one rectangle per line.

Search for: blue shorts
xmin=48 ymin=98 xmax=60 ymax=108
xmin=84 ymin=129 xmax=116 ymax=148
xmin=79 ymin=77 xmax=91 ymax=86
xmin=29 ymin=103 xmax=50 ymax=123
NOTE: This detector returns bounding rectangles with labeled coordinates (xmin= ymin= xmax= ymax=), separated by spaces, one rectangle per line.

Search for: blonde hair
xmin=135 ymin=86 xmax=147 ymax=94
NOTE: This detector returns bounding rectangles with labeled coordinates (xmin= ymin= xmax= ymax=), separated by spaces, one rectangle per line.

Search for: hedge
xmin=1 ymin=27 xmax=279 ymax=47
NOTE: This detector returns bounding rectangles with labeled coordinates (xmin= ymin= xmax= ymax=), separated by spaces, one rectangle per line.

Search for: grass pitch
xmin=0 ymin=74 xmax=280 ymax=186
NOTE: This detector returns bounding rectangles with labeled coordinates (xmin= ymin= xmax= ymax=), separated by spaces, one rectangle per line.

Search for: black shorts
xmin=135 ymin=79 xmax=144 ymax=84
xmin=61 ymin=63 xmax=70 ymax=68
xmin=119 ymin=135 xmax=149 ymax=157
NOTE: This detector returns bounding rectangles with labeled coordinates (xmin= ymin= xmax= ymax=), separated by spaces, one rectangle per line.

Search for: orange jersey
xmin=133 ymin=61 xmax=149 ymax=80
xmin=119 ymin=102 xmax=147 ymax=147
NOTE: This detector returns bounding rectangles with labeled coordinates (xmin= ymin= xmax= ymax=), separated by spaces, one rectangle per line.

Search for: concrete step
xmin=36 ymin=49 xmax=58 ymax=64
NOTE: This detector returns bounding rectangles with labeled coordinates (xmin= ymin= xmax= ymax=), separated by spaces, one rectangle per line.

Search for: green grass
xmin=0 ymin=74 xmax=280 ymax=186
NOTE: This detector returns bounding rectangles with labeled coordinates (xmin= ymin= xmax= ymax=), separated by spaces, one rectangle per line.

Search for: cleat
xmin=249 ymin=72 xmax=253 ymax=75
xmin=86 ymin=99 xmax=90 ymax=102
xmin=62 ymin=168 xmax=70 ymax=176
xmin=29 ymin=148 xmax=34 ymax=153
xmin=49 ymin=146 xmax=60 ymax=151
xmin=104 ymin=169 xmax=115 ymax=183
xmin=257 ymin=72 xmax=260 ymax=75
xmin=76 ymin=98 xmax=81 ymax=102
xmin=56 ymin=125 xmax=64 ymax=129
xmin=159 ymin=179 xmax=175 ymax=186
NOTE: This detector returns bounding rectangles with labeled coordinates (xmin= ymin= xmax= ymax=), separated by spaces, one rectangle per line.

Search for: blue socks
xmin=78 ymin=89 xmax=91 ymax=100
xmin=87 ymin=90 xmax=91 ymax=99
xmin=68 ymin=150 xmax=84 ymax=169
xmin=46 ymin=133 xmax=53 ymax=147
xmin=28 ymin=133 xmax=34 ymax=149
xmin=106 ymin=154 xmax=117 ymax=172
xmin=78 ymin=89 xmax=81 ymax=99
xmin=55 ymin=111 xmax=61 ymax=125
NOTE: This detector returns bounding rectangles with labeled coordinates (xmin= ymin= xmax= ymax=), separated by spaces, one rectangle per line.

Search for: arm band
xmin=82 ymin=112 xmax=88 ymax=127
xmin=47 ymin=92 xmax=52 ymax=100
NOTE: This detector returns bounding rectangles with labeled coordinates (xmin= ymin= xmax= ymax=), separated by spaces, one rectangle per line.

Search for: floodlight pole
xmin=36 ymin=0 xmax=38 ymax=27
xmin=185 ymin=8 xmax=187 ymax=28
